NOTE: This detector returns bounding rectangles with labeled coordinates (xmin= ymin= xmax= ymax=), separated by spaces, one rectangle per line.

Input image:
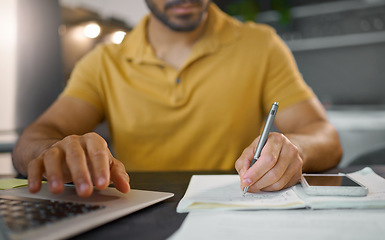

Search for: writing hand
xmin=235 ymin=132 xmax=302 ymax=192
xmin=27 ymin=132 xmax=130 ymax=197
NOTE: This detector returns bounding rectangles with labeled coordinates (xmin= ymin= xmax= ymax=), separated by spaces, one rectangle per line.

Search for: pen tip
xmin=242 ymin=187 xmax=248 ymax=196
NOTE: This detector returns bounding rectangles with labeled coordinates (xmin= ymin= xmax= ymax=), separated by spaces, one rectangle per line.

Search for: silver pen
xmin=243 ymin=102 xmax=279 ymax=195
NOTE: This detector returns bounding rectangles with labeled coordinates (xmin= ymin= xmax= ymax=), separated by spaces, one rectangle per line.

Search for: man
xmin=12 ymin=0 xmax=342 ymax=197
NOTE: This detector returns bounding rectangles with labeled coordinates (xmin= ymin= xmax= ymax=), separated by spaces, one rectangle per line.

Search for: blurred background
xmin=1 ymin=0 xmax=385 ymax=175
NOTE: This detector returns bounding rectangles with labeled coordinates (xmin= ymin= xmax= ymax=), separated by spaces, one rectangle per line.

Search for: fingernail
xmin=29 ymin=180 xmax=37 ymax=190
xmin=79 ymin=183 xmax=90 ymax=193
xmin=51 ymin=180 xmax=59 ymax=189
xmin=97 ymin=177 xmax=106 ymax=187
xmin=242 ymin=178 xmax=251 ymax=186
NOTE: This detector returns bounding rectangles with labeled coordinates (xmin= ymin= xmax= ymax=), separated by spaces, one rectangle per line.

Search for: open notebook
xmin=177 ymin=167 xmax=385 ymax=212
xmin=0 ymin=183 xmax=173 ymax=240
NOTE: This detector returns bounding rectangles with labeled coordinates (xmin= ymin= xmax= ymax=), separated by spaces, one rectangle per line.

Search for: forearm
xmin=286 ymin=120 xmax=343 ymax=172
xmin=13 ymin=123 xmax=65 ymax=176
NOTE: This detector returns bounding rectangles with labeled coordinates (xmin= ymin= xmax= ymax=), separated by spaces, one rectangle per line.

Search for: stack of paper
xmin=170 ymin=209 xmax=385 ymax=240
xmin=171 ymin=168 xmax=385 ymax=240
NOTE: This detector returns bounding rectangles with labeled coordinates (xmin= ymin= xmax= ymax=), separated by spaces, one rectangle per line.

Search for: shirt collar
xmin=120 ymin=3 xmax=240 ymax=66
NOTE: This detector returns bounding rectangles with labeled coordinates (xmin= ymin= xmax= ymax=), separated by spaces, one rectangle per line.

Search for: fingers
xmin=63 ymin=136 xmax=93 ymax=197
xmin=235 ymin=136 xmax=260 ymax=179
xmin=261 ymin=167 xmax=302 ymax=192
xmin=258 ymin=145 xmax=302 ymax=191
xmin=241 ymin=134 xmax=284 ymax=189
xmin=83 ymin=133 xmax=110 ymax=190
xmin=109 ymin=155 xmax=130 ymax=193
xmin=27 ymin=133 xmax=128 ymax=197
xmin=235 ymin=133 xmax=282 ymax=189
xmin=43 ymin=147 xmax=65 ymax=194
xmin=236 ymin=133 xmax=303 ymax=192
xmin=28 ymin=156 xmax=45 ymax=193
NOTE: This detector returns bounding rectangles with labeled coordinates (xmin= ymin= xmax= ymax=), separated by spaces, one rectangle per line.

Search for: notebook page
xmin=177 ymin=175 xmax=305 ymax=212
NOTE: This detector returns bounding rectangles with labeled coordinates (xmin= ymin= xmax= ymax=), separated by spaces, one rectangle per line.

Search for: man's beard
xmin=145 ymin=0 xmax=211 ymax=32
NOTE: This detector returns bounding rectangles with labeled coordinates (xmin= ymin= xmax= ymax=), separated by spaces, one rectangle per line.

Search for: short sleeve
xmin=60 ymin=45 xmax=105 ymax=115
xmin=262 ymin=31 xmax=315 ymax=114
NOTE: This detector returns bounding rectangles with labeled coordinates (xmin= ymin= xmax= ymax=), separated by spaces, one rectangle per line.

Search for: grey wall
xmin=294 ymin=42 xmax=385 ymax=106
xmin=16 ymin=0 xmax=63 ymax=131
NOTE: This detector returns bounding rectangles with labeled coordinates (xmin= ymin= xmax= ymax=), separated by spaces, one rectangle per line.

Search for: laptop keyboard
xmin=0 ymin=195 xmax=105 ymax=233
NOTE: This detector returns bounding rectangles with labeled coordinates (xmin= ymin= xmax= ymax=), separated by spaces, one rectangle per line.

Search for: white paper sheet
xmin=169 ymin=209 xmax=385 ymax=240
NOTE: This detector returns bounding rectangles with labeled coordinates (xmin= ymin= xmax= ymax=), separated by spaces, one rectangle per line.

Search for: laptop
xmin=0 ymin=183 xmax=174 ymax=240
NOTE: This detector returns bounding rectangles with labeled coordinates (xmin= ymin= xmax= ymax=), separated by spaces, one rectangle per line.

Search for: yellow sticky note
xmin=0 ymin=178 xmax=29 ymax=190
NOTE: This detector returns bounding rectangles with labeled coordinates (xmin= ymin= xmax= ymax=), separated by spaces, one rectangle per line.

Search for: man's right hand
xmin=27 ymin=132 xmax=130 ymax=197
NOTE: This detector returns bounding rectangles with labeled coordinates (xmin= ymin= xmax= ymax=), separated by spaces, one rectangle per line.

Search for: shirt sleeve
xmin=262 ymin=30 xmax=316 ymax=114
xmin=60 ymin=44 xmax=106 ymax=115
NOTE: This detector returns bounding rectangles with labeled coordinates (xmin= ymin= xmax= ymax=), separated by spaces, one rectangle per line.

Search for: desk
xmin=69 ymin=165 xmax=385 ymax=240
xmin=69 ymin=170 xmax=234 ymax=240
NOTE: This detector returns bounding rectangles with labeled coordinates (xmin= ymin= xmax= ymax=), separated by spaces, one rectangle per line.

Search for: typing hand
xmin=27 ymin=132 xmax=130 ymax=197
xmin=235 ymin=132 xmax=302 ymax=192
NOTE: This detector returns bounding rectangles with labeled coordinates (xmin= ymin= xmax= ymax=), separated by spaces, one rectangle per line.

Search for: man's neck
xmin=146 ymin=14 xmax=208 ymax=69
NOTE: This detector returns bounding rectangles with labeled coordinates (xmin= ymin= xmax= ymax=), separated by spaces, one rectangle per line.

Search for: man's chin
xmin=164 ymin=17 xmax=203 ymax=32
xmin=166 ymin=24 xmax=201 ymax=32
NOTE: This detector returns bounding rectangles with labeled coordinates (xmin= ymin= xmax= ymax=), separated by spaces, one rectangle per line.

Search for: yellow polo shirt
xmin=62 ymin=4 xmax=315 ymax=171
